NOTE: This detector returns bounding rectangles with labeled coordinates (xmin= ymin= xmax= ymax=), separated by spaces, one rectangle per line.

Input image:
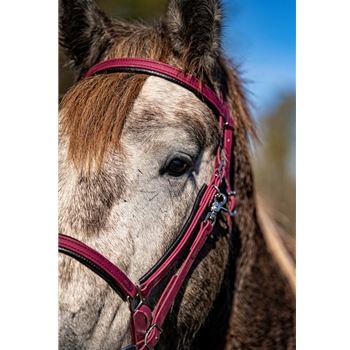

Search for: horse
xmin=58 ymin=0 xmax=296 ymax=349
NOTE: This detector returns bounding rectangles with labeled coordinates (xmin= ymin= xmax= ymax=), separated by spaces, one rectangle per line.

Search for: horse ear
xmin=59 ymin=0 xmax=116 ymax=79
xmin=164 ymin=0 xmax=222 ymax=72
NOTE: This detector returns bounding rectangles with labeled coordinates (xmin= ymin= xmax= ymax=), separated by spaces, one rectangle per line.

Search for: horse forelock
xmin=59 ymin=72 xmax=148 ymax=172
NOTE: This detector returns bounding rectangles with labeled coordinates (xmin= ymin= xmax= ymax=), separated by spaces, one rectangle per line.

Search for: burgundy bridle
xmin=58 ymin=58 xmax=237 ymax=350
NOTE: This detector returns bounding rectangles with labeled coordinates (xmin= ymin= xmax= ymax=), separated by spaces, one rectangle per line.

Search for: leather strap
xmin=130 ymin=305 xmax=153 ymax=344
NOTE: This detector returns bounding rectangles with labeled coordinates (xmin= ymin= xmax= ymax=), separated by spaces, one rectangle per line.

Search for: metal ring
xmin=127 ymin=288 xmax=145 ymax=312
xmin=144 ymin=323 xmax=163 ymax=350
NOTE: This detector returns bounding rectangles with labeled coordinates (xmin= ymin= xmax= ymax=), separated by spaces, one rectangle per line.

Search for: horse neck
xmin=224 ymin=137 xmax=296 ymax=348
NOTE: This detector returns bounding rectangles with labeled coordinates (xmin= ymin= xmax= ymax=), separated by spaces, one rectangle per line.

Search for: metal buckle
xmin=204 ymin=186 xmax=237 ymax=225
xmin=144 ymin=323 xmax=163 ymax=350
xmin=204 ymin=186 xmax=228 ymax=226
xmin=127 ymin=288 xmax=145 ymax=312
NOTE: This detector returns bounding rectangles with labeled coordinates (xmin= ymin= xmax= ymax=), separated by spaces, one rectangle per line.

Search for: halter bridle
xmin=58 ymin=58 xmax=237 ymax=350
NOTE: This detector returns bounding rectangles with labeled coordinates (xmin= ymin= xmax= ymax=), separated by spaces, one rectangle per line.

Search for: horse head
xmin=58 ymin=1 xmax=295 ymax=349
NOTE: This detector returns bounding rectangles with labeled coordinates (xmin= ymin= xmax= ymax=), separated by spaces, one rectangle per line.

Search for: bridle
xmin=58 ymin=58 xmax=237 ymax=349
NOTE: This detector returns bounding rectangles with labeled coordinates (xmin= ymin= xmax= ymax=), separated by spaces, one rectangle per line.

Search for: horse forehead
xmin=133 ymin=76 xmax=214 ymax=123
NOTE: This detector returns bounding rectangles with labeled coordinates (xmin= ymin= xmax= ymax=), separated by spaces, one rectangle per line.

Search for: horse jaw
xmin=58 ymin=76 xmax=227 ymax=349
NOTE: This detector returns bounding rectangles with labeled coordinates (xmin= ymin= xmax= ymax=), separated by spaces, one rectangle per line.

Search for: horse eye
xmin=167 ymin=158 xmax=188 ymax=176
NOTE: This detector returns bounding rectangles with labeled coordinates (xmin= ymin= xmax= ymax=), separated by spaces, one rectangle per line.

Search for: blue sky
xmin=222 ymin=0 xmax=296 ymax=119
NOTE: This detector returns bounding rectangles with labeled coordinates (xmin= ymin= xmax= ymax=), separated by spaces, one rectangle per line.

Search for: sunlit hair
xmin=60 ymin=73 xmax=148 ymax=171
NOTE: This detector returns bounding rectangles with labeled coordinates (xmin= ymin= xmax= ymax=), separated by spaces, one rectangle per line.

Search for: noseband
xmin=58 ymin=58 xmax=236 ymax=350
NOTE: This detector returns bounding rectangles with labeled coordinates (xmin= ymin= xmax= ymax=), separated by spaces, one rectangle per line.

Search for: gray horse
xmin=58 ymin=0 xmax=296 ymax=349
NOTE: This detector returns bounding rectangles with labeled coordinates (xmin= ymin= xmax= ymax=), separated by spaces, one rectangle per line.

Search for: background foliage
xmin=252 ymin=94 xmax=296 ymax=239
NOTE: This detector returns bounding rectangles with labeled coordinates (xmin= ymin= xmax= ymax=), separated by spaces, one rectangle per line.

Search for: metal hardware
xmin=228 ymin=190 xmax=236 ymax=196
xmin=127 ymin=288 xmax=145 ymax=312
xmin=204 ymin=186 xmax=229 ymax=226
xmin=227 ymin=190 xmax=237 ymax=216
xmin=144 ymin=323 xmax=163 ymax=350
xmin=212 ymin=185 xmax=228 ymax=207
xmin=204 ymin=186 xmax=239 ymax=225
xmin=216 ymin=159 xmax=225 ymax=183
